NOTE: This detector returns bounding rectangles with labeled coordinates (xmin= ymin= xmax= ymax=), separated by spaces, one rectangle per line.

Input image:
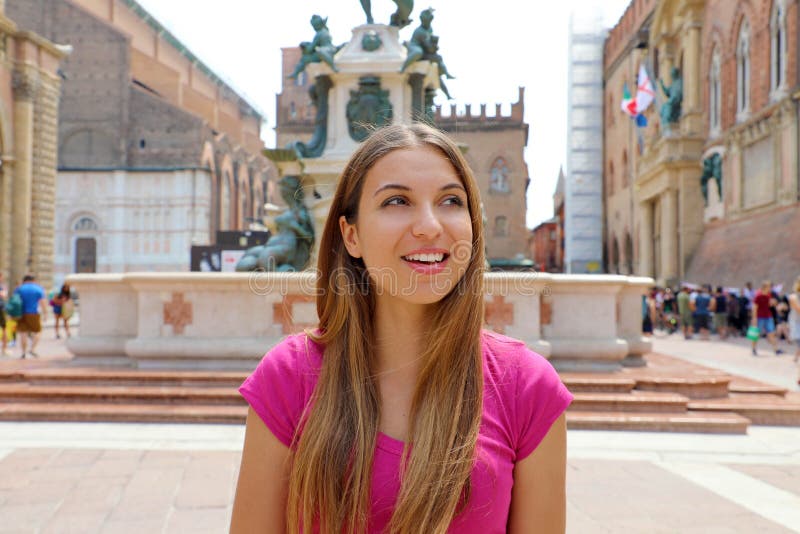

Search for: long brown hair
xmin=287 ymin=123 xmax=486 ymax=533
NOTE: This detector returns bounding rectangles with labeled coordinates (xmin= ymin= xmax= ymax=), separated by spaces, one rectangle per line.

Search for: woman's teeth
xmin=403 ymin=253 xmax=445 ymax=263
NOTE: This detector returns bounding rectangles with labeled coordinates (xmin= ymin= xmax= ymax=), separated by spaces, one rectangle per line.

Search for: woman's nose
xmin=411 ymin=205 xmax=443 ymax=237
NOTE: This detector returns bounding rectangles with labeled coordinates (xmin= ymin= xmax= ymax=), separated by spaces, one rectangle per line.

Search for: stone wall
xmin=127 ymin=85 xmax=205 ymax=168
xmin=8 ymin=0 xmax=131 ymax=169
xmin=66 ymin=272 xmax=653 ymax=371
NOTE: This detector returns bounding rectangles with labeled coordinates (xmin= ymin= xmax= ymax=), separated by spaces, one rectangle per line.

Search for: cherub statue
xmin=400 ymin=8 xmax=454 ymax=99
xmin=235 ymin=176 xmax=314 ymax=272
xmin=288 ymin=15 xmax=340 ymax=80
xmin=360 ymin=0 xmax=414 ymax=28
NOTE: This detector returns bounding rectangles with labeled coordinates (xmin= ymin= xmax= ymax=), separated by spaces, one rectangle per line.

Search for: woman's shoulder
xmin=480 ymin=330 xmax=573 ymax=459
xmin=239 ymin=331 xmax=324 ymax=448
xmin=261 ymin=331 xmax=324 ymax=375
xmin=480 ymin=329 xmax=546 ymax=368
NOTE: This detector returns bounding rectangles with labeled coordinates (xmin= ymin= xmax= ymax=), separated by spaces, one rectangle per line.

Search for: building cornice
xmin=120 ymin=0 xmax=265 ymax=121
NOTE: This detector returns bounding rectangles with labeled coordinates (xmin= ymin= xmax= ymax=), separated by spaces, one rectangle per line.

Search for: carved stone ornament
xmin=346 ymin=76 xmax=393 ymax=142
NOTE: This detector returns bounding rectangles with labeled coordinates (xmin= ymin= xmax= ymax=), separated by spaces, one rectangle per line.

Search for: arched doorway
xmin=72 ymin=216 xmax=99 ymax=273
xmin=75 ymin=238 xmax=97 ymax=273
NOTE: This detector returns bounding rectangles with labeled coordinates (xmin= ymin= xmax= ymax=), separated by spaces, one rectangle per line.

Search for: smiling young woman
xmin=230 ymin=123 xmax=573 ymax=534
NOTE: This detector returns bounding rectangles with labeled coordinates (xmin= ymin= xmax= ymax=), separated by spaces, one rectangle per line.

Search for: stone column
xmin=660 ymin=188 xmax=678 ymax=285
xmin=683 ymin=20 xmax=703 ymax=133
xmin=30 ymin=74 xmax=61 ymax=290
xmin=639 ymin=200 xmax=654 ymax=278
xmin=0 ymin=159 xmax=12 ymax=279
xmin=10 ymin=68 xmax=37 ymax=285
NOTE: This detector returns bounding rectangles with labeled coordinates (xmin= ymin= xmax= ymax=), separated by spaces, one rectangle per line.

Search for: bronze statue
xmin=288 ymin=15 xmax=340 ymax=80
xmin=400 ymin=8 xmax=454 ymax=99
xmin=700 ymin=153 xmax=723 ymax=206
xmin=360 ymin=0 xmax=414 ymax=28
xmin=288 ymin=76 xmax=332 ymax=158
xmin=659 ymin=66 xmax=683 ymax=127
xmin=235 ymin=176 xmax=314 ymax=272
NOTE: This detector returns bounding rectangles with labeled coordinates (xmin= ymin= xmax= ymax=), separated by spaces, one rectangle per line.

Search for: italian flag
xmin=620 ymin=81 xmax=637 ymax=117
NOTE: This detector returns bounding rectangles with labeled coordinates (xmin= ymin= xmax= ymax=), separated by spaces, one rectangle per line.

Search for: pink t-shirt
xmin=239 ymin=330 xmax=573 ymax=533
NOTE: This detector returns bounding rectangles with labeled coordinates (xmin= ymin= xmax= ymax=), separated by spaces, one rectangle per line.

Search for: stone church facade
xmin=276 ymin=47 xmax=531 ymax=262
xmin=0 ymin=0 xmax=67 ymax=290
xmin=604 ymin=0 xmax=800 ymax=289
xmin=6 ymin=0 xmax=275 ymax=288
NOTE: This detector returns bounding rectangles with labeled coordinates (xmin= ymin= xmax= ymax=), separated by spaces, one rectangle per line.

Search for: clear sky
xmin=135 ymin=0 xmax=630 ymax=229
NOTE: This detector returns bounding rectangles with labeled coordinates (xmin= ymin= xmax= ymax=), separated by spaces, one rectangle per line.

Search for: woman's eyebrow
xmin=373 ymin=183 xmax=466 ymax=197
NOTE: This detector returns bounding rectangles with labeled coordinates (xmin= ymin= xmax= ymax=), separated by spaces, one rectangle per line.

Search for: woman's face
xmin=339 ymin=145 xmax=473 ymax=307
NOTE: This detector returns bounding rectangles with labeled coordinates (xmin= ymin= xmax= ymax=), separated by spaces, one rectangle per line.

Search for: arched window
xmin=296 ymin=71 xmax=306 ymax=86
xmin=221 ymin=172 xmax=231 ymax=231
xmin=611 ymin=235 xmax=620 ymax=274
xmin=709 ymin=46 xmax=722 ymax=134
xmin=608 ymin=92 xmax=615 ymax=126
xmin=608 ymin=160 xmax=615 ymax=196
xmin=290 ymin=101 xmax=297 ymax=119
xmin=494 ymin=216 xmax=508 ymax=237
xmin=621 ymin=150 xmax=629 ymax=188
xmin=73 ymin=216 xmax=99 ymax=232
xmin=489 ymin=157 xmax=510 ymax=194
xmin=771 ymin=1 xmax=788 ymax=97
xmin=624 ymin=233 xmax=634 ymax=274
xmin=737 ymin=20 xmax=751 ymax=120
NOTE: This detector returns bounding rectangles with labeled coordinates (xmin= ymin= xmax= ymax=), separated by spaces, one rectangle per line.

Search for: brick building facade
xmin=0 ymin=1 xmax=67 ymax=290
xmin=528 ymin=167 xmax=565 ymax=273
xmin=603 ymin=0 xmax=800 ymax=289
xmin=6 ymin=0 xmax=275 ymax=286
xmin=275 ymin=48 xmax=531 ymax=262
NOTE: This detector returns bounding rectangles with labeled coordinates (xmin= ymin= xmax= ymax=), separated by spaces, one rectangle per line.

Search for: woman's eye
xmin=382 ymin=196 xmax=407 ymax=207
xmin=443 ymin=196 xmax=465 ymax=207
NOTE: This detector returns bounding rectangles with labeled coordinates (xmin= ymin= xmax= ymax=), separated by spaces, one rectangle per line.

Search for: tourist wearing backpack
xmin=12 ymin=274 xmax=48 ymax=358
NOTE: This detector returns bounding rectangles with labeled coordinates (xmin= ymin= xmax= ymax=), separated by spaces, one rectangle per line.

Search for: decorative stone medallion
xmin=361 ymin=30 xmax=382 ymax=52
xmin=346 ymin=76 xmax=393 ymax=142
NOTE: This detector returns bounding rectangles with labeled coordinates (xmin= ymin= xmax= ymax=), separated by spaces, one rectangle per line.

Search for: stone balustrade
xmin=66 ymin=272 xmax=653 ymax=371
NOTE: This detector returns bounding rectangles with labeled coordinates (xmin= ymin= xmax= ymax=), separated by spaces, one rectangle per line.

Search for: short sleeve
xmin=514 ymin=348 xmax=573 ymax=460
xmin=239 ymin=334 xmax=321 ymax=448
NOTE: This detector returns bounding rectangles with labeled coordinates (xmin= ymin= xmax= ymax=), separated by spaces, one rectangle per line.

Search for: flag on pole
xmin=620 ymin=82 xmax=637 ymax=117
xmin=635 ymin=64 xmax=655 ymax=114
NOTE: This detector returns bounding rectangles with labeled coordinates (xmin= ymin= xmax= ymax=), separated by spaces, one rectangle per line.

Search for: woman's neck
xmin=372 ymin=300 xmax=431 ymax=380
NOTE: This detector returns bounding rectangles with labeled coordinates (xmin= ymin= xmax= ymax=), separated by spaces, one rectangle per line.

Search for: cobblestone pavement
xmin=0 ymin=329 xmax=799 ymax=532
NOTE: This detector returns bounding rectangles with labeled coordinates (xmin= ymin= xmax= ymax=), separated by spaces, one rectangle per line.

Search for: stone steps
xmin=570 ymin=391 xmax=688 ymax=413
xmin=688 ymin=393 xmax=800 ymax=426
xmin=0 ymin=401 xmax=246 ymax=424
xmin=566 ymin=411 xmax=750 ymax=434
xmin=0 ymin=383 xmax=247 ymax=405
xmin=0 ymin=353 xmax=797 ymax=433
xmin=0 ymin=368 xmax=249 ymax=388
xmin=560 ymin=376 xmax=636 ymax=393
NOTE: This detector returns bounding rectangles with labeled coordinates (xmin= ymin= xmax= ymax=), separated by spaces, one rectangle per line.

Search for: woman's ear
xmin=339 ymin=215 xmax=362 ymax=258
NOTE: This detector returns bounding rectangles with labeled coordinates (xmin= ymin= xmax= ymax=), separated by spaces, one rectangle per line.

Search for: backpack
xmin=5 ymin=293 xmax=22 ymax=319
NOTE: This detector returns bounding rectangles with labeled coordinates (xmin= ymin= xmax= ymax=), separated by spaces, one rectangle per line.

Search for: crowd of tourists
xmin=642 ymin=277 xmax=800 ymax=362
